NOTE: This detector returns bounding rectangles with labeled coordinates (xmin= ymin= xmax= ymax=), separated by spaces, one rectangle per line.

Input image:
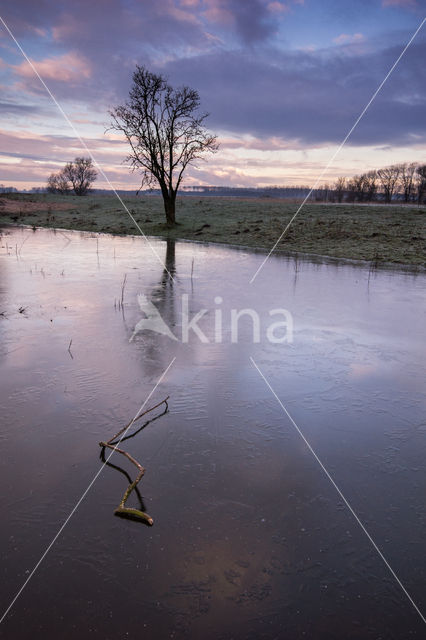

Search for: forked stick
xmin=99 ymin=396 xmax=169 ymax=525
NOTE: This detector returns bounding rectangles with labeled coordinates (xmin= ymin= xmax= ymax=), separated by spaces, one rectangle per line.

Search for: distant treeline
xmin=2 ymin=162 xmax=425 ymax=203
xmin=143 ymin=162 xmax=426 ymax=204
xmin=315 ymin=162 xmax=426 ymax=205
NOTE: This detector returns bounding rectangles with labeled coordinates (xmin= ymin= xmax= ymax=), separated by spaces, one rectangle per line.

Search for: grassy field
xmin=1 ymin=192 xmax=425 ymax=267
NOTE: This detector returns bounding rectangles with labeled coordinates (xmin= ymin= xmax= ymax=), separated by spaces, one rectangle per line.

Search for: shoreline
xmin=5 ymin=222 xmax=425 ymax=275
xmin=1 ymin=193 xmax=425 ymax=269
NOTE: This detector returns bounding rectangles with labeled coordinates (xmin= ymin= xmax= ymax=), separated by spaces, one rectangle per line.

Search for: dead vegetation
xmin=0 ymin=196 xmax=74 ymax=215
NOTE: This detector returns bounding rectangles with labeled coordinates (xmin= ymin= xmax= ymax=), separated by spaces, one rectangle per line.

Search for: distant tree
xmin=345 ymin=179 xmax=356 ymax=203
xmin=377 ymin=165 xmax=401 ymax=203
xmin=109 ymin=65 xmax=219 ymax=225
xmin=399 ymin=162 xmax=418 ymax=203
xmin=47 ymin=170 xmax=70 ymax=195
xmin=334 ymin=177 xmax=346 ymax=203
xmin=352 ymin=174 xmax=368 ymax=202
xmin=62 ymin=157 xmax=97 ymax=196
xmin=416 ymin=165 xmax=426 ymax=204
xmin=364 ymin=170 xmax=377 ymax=202
xmin=0 ymin=184 xmax=17 ymax=194
xmin=323 ymin=183 xmax=332 ymax=202
xmin=46 ymin=173 xmax=58 ymax=193
xmin=47 ymin=158 xmax=96 ymax=196
xmin=348 ymin=172 xmax=376 ymax=203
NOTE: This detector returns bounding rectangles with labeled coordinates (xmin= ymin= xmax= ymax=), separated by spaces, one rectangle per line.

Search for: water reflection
xmin=99 ymin=448 xmax=149 ymax=523
xmin=127 ymin=238 xmax=182 ymax=374
xmin=162 ymin=238 xmax=177 ymax=284
xmin=152 ymin=238 xmax=179 ymax=331
xmin=0 ymin=226 xmax=425 ymax=640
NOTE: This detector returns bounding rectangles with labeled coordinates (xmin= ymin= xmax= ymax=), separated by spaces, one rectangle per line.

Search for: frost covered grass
xmin=1 ymin=192 xmax=424 ymax=266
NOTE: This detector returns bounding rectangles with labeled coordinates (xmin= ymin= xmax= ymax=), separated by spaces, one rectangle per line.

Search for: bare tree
xmin=345 ymin=179 xmax=356 ymax=203
xmin=416 ymin=165 xmax=426 ymax=204
xmin=377 ymin=165 xmax=401 ymax=203
xmin=334 ymin=177 xmax=346 ymax=203
xmin=47 ymin=158 xmax=96 ymax=195
xmin=109 ymin=66 xmax=219 ymax=225
xmin=47 ymin=170 xmax=71 ymax=195
xmin=63 ymin=157 xmax=97 ymax=196
xmin=349 ymin=172 xmax=376 ymax=203
xmin=364 ymin=170 xmax=377 ymax=202
xmin=399 ymin=162 xmax=418 ymax=203
xmin=352 ymin=174 xmax=368 ymax=202
xmin=46 ymin=174 xmax=57 ymax=194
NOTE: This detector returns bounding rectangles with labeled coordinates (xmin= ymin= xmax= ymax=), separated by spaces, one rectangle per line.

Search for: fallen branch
xmin=99 ymin=396 xmax=169 ymax=525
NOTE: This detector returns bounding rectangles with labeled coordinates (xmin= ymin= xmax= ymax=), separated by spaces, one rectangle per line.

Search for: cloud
xmin=0 ymin=129 xmax=126 ymax=166
xmin=267 ymin=2 xmax=290 ymax=13
xmin=13 ymin=52 xmax=92 ymax=83
xmin=198 ymin=0 xmax=302 ymax=43
xmin=382 ymin=0 xmax=418 ymax=8
xmin=161 ymin=38 xmax=426 ymax=147
xmin=0 ymin=0 xmax=298 ymax=107
xmin=0 ymin=0 xmax=301 ymax=106
xmin=51 ymin=14 xmax=90 ymax=42
xmin=220 ymin=135 xmax=307 ymax=150
xmin=0 ymin=100 xmax=45 ymax=115
xmin=18 ymin=0 xmax=301 ymax=50
xmin=333 ymin=33 xmax=365 ymax=45
xmin=200 ymin=0 xmax=277 ymax=43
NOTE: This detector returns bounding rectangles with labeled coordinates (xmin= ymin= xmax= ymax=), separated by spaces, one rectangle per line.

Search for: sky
xmin=0 ymin=0 xmax=425 ymax=190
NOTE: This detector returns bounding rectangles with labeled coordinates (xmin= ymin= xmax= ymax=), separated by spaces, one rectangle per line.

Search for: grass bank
xmin=1 ymin=193 xmax=425 ymax=267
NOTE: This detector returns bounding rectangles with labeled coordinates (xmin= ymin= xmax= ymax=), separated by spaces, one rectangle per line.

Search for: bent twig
xmin=99 ymin=396 xmax=169 ymax=525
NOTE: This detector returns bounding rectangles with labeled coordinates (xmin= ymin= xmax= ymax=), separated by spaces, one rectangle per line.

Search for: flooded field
xmin=0 ymin=226 xmax=425 ymax=639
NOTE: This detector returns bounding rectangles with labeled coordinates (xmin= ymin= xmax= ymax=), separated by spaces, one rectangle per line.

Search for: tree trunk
xmin=162 ymin=192 xmax=176 ymax=225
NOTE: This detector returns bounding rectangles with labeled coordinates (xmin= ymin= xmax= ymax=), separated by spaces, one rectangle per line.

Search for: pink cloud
xmin=179 ymin=0 xmax=201 ymax=6
xmin=0 ymin=128 xmax=120 ymax=161
xmin=26 ymin=26 xmax=48 ymax=38
xmin=382 ymin=0 xmax=417 ymax=7
xmin=52 ymin=14 xmax=89 ymax=42
xmin=166 ymin=4 xmax=202 ymax=25
xmin=333 ymin=32 xmax=364 ymax=45
xmin=0 ymin=128 xmax=132 ymax=188
xmin=202 ymin=0 xmax=298 ymax=25
xmin=267 ymin=2 xmax=289 ymax=13
xmin=219 ymin=135 xmax=309 ymax=151
xmin=202 ymin=1 xmax=234 ymax=26
xmin=13 ymin=52 xmax=92 ymax=84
